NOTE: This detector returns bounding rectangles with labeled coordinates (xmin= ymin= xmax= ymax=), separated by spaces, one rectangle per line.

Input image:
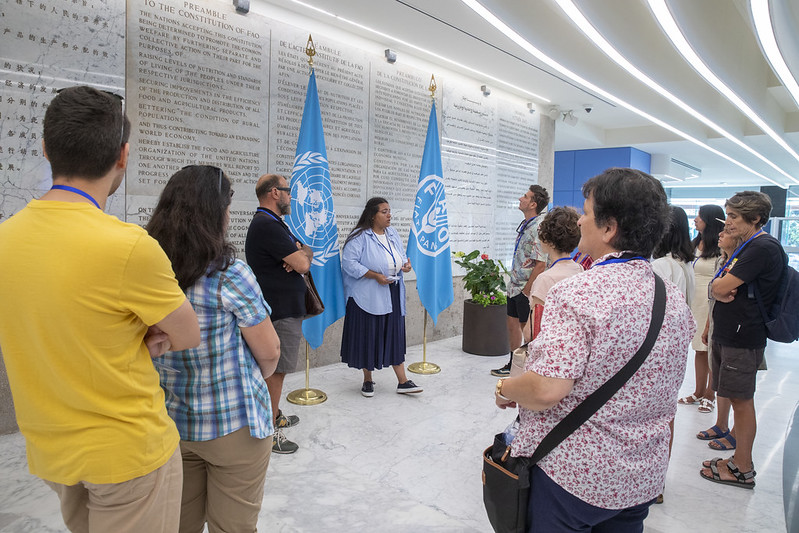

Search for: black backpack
xmin=751 ymin=252 xmax=799 ymax=344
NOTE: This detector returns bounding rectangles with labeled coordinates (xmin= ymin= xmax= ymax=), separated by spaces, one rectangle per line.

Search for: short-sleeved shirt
xmin=0 ymin=200 xmax=185 ymax=485
xmin=508 ymin=212 xmax=548 ymax=297
xmin=529 ymin=259 xmax=584 ymax=304
xmin=712 ymin=234 xmax=784 ymax=349
xmin=511 ymin=253 xmax=695 ymax=509
xmin=157 ymin=259 xmax=274 ymax=442
xmin=245 ymin=209 xmax=306 ymax=320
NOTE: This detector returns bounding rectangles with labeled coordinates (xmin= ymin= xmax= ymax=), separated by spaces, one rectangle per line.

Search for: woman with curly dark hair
xmin=528 ymin=206 xmax=583 ymax=309
xmin=146 ymin=165 xmax=281 ymax=532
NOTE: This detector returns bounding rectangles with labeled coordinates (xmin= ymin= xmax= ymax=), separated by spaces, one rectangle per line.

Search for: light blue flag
xmin=406 ymin=101 xmax=454 ymax=325
xmin=285 ymin=69 xmax=346 ymax=349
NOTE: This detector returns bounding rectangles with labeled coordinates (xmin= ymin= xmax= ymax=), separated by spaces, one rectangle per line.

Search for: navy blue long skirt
xmin=340 ymin=282 xmax=406 ymax=371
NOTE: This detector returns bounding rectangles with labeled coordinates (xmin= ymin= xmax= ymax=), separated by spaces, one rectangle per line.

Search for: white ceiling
xmin=258 ymin=0 xmax=799 ymax=192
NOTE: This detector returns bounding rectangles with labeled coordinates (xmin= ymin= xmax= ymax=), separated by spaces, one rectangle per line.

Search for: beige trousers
xmin=45 ymin=446 xmax=183 ymax=533
xmin=178 ymin=427 xmax=272 ymax=533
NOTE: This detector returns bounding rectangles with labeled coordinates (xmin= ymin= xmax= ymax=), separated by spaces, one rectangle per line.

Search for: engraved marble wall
xmin=0 ymin=0 xmax=544 ymax=432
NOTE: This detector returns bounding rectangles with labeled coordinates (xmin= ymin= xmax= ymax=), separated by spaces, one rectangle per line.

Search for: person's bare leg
xmin=507 ymin=316 xmax=522 ymax=351
xmin=265 ymin=372 xmax=285 ymax=424
xmin=363 ymin=369 xmax=373 ymax=383
xmin=694 ymin=351 xmax=710 ymax=398
xmin=392 ymin=364 xmax=408 ymax=384
xmin=728 ymin=398 xmax=756 ymax=471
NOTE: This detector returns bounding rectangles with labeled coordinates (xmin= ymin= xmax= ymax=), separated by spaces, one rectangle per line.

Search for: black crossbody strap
xmin=529 ymin=274 xmax=667 ymax=465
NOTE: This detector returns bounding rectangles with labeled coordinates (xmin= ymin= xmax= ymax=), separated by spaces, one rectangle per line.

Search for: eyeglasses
xmin=56 ymin=87 xmax=125 ymax=148
xmin=181 ymin=165 xmax=233 ymax=198
xmin=275 ymin=187 xmax=291 ymax=193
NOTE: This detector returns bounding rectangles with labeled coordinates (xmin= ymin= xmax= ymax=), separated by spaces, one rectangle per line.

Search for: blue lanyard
xmin=374 ymin=232 xmax=397 ymax=268
xmin=711 ymin=230 xmax=763 ymax=282
xmin=593 ymin=255 xmax=647 ymax=267
xmin=547 ymin=257 xmax=571 ymax=269
xmin=256 ymin=208 xmax=299 ymax=244
xmin=514 ymin=215 xmax=537 ymax=256
xmin=50 ymin=185 xmax=101 ymax=209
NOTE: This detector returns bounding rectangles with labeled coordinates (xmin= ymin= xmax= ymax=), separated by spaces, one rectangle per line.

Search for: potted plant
xmin=453 ymin=250 xmax=511 ymax=356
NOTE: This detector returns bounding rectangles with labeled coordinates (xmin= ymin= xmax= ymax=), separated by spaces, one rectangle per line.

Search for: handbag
xmin=303 ymin=271 xmax=324 ymax=317
xmin=482 ymin=275 xmax=667 ymax=533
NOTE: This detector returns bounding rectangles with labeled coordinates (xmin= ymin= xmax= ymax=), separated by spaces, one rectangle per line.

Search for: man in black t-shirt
xmin=700 ymin=191 xmax=785 ymax=489
xmin=245 ymin=174 xmax=314 ymax=455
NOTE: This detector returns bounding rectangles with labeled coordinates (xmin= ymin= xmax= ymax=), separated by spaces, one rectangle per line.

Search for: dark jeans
xmin=527 ymin=466 xmax=655 ymax=533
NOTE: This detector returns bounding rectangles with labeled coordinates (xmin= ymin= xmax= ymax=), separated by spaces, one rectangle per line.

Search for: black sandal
xmin=700 ymin=458 xmax=756 ymax=489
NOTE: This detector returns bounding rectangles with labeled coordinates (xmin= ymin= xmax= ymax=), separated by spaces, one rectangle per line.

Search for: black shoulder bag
xmin=482 ymin=274 xmax=667 ymax=533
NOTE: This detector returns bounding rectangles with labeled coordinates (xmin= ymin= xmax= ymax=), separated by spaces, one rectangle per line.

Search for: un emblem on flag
xmin=288 ymin=151 xmax=339 ymax=266
xmin=411 ymin=175 xmax=450 ymax=257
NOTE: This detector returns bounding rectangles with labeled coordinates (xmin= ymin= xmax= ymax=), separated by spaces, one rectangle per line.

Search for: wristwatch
xmin=495 ymin=379 xmax=510 ymax=401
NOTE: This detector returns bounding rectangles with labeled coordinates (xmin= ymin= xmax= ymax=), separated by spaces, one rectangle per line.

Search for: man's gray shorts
xmin=273 ymin=317 xmax=303 ymax=374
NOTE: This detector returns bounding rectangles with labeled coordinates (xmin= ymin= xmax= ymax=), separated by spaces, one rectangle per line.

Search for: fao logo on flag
xmin=411 ymin=175 xmax=450 ymax=257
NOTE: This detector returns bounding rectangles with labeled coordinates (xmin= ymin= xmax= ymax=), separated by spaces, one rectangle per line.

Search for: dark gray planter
xmin=461 ymin=300 xmax=510 ymax=356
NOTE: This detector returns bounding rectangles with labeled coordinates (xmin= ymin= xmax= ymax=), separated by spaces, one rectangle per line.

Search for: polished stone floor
xmin=0 ymin=336 xmax=795 ymax=532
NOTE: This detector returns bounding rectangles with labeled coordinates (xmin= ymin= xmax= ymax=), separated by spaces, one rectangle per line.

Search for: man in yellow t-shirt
xmin=0 ymin=86 xmax=200 ymax=533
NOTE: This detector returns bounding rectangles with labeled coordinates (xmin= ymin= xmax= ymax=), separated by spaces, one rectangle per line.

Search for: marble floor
xmin=0 ymin=336 xmax=796 ymax=532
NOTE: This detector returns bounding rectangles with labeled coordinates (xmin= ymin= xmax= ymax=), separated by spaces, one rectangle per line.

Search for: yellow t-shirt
xmin=0 ymin=200 xmax=184 ymax=485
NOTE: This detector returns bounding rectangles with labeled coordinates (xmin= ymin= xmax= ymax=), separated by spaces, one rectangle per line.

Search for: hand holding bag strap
xmin=529 ymin=274 xmax=667 ymax=465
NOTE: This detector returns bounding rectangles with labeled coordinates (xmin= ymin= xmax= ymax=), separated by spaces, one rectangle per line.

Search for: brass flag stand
xmin=408 ymin=310 xmax=441 ymax=374
xmin=287 ymin=35 xmax=327 ymax=406
xmin=287 ymin=342 xmax=327 ymax=405
xmin=408 ymin=76 xmax=442 ymax=376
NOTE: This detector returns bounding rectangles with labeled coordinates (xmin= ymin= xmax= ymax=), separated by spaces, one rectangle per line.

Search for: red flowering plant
xmin=452 ymin=250 xmax=508 ymax=307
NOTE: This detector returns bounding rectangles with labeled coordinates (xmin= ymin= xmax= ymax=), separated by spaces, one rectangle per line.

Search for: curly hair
xmin=725 ymin=191 xmax=772 ymax=228
xmin=146 ymin=165 xmax=235 ymax=290
xmin=582 ymin=168 xmax=669 ymax=257
xmin=538 ymin=206 xmax=581 ymax=254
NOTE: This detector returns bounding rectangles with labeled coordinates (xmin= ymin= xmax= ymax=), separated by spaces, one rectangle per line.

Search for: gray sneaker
xmin=275 ymin=409 xmax=299 ymax=428
xmin=272 ymin=428 xmax=298 ymax=454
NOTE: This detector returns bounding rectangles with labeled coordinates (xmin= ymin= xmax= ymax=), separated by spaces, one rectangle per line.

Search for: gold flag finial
xmin=305 ymin=34 xmax=316 ymax=68
xmin=429 ymin=75 xmax=437 ymax=100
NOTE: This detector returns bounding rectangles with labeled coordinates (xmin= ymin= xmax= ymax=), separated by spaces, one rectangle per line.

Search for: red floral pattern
xmin=512 ymin=253 xmax=695 ymax=509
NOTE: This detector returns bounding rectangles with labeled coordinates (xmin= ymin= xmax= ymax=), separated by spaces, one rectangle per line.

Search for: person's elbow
xmin=157 ymin=299 xmax=201 ymax=351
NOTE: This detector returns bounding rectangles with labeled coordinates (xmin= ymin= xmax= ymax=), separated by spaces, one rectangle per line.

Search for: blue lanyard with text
xmin=50 ymin=185 xmax=101 ymax=209
xmin=514 ymin=216 xmax=537 ymax=256
xmin=547 ymin=257 xmax=571 ymax=270
xmin=711 ymin=230 xmax=763 ymax=282
xmin=593 ymin=254 xmax=647 ymax=267
xmin=256 ymin=207 xmax=299 ymax=244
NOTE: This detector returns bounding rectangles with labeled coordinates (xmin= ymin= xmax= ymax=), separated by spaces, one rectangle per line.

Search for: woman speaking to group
xmin=339 ymin=197 xmax=422 ymax=397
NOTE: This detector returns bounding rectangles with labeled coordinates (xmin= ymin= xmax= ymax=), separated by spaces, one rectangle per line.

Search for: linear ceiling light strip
xmin=459 ymin=0 xmax=784 ymax=187
xmin=648 ymin=0 xmax=799 ymax=168
xmin=751 ymin=0 xmax=799 ymax=108
xmin=555 ymin=0 xmax=799 ymax=186
xmin=283 ymin=0 xmax=548 ymax=101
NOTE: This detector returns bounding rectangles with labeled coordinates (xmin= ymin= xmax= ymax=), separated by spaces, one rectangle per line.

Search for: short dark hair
xmin=653 ymin=205 xmax=695 ymax=263
xmin=43 ymin=86 xmax=130 ymax=179
xmin=582 ymin=168 xmax=668 ymax=257
xmin=255 ymin=174 xmax=285 ymax=199
xmin=146 ymin=165 xmax=235 ymax=290
xmin=529 ymin=185 xmax=549 ymax=214
xmin=345 ymin=197 xmax=389 ymax=245
xmin=725 ymin=191 xmax=772 ymax=228
xmin=538 ymin=207 xmax=581 ymax=254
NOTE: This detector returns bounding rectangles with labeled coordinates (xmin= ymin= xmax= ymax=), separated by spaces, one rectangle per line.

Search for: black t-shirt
xmin=712 ymin=234 xmax=785 ymax=348
xmin=245 ymin=209 xmax=306 ymax=320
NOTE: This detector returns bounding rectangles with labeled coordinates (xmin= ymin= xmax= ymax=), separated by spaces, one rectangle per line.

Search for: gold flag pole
xmin=408 ymin=310 xmax=440 ymax=374
xmin=287 ymin=35 xmax=327 ymax=405
xmin=409 ymin=75 xmax=442 ymax=375
xmin=287 ymin=341 xmax=327 ymax=405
